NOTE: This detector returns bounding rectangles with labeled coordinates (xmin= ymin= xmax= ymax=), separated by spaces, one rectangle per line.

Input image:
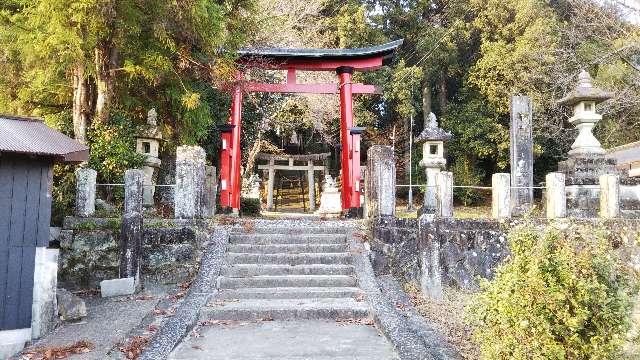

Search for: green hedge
xmin=468 ymin=223 xmax=638 ymax=359
xmin=240 ymin=197 xmax=261 ymax=217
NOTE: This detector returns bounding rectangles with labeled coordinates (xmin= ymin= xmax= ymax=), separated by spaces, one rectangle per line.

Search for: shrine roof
xmin=0 ymin=114 xmax=88 ymax=163
xmin=238 ymin=40 xmax=403 ymax=70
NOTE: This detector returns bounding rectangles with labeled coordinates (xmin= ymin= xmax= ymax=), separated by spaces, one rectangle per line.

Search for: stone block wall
xmin=370 ymin=217 xmax=509 ymax=290
xmin=370 ymin=217 xmax=420 ymax=283
xmin=370 ymin=216 xmax=640 ymax=292
xmin=57 ymin=224 xmax=206 ymax=289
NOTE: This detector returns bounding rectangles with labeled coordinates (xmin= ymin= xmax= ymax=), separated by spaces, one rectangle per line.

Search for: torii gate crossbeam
xmin=218 ymin=39 xmax=403 ymax=216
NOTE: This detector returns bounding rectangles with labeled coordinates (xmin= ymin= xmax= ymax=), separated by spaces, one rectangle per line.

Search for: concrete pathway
xmin=169 ymin=320 xmax=398 ymax=360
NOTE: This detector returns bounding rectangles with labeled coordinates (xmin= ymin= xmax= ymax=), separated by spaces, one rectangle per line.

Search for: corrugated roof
xmin=0 ymin=115 xmax=89 ymax=162
xmin=608 ymin=141 xmax=640 ymax=165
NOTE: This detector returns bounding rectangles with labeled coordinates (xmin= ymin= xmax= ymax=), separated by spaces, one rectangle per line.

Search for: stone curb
xmin=378 ymin=275 xmax=461 ymax=359
xmin=347 ymin=228 xmax=449 ymax=360
xmin=138 ymin=228 xmax=228 ymax=360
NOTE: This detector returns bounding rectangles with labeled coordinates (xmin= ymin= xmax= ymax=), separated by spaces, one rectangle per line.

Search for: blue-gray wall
xmin=0 ymin=154 xmax=53 ymax=331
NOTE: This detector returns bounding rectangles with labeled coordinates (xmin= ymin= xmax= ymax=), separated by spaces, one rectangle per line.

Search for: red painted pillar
xmin=218 ymin=124 xmax=234 ymax=208
xmin=229 ymin=74 xmax=243 ymax=212
xmin=337 ymin=67 xmax=354 ymax=212
xmin=349 ymin=127 xmax=366 ymax=209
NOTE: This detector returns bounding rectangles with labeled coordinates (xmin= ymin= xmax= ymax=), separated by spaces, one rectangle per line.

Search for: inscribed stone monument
xmin=509 ymin=96 xmax=533 ymax=216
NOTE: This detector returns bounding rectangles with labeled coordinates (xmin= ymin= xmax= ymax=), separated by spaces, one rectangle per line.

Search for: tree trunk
xmin=94 ymin=42 xmax=115 ymax=124
xmin=422 ymin=84 xmax=432 ymax=128
xmin=437 ymin=72 xmax=447 ymax=111
xmin=72 ymin=64 xmax=91 ymax=144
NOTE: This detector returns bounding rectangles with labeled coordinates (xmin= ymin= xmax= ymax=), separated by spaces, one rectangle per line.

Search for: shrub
xmin=240 ymin=197 xmax=261 ymax=217
xmin=468 ymin=223 xmax=638 ymax=359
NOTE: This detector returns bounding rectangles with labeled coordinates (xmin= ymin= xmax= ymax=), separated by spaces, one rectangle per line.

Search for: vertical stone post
xmin=510 ymin=96 xmax=534 ymax=216
xmin=120 ymin=169 xmax=144 ymax=282
xmin=75 ymin=168 xmax=96 ymax=217
xmin=492 ymin=173 xmax=512 ymax=219
xmin=201 ymin=166 xmax=217 ymax=217
xmin=436 ymin=172 xmax=453 ymax=218
xmin=307 ymin=160 xmax=316 ymax=212
xmin=599 ymin=174 xmax=620 ymax=219
xmin=365 ymin=145 xmax=396 ymax=218
xmin=174 ymin=145 xmax=206 ymax=219
xmin=31 ymin=248 xmax=58 ymax=339
xmin=545 ymin=172 xmax=566 ymax=219
xmin=266 ymin=159 xmax=275 ymax=211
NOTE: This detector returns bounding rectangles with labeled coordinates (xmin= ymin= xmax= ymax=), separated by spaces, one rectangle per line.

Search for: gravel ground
xmin=13 ymin=283 xmax=173 ymax=360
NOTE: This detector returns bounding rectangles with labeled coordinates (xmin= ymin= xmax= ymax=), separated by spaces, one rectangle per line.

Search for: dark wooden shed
xmin=0 ymin=115 xmax=88 ymax=333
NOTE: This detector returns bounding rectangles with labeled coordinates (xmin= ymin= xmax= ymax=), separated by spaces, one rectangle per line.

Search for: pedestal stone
xmin=492 ymin=173 xmax=511 ymax=219
xmin=31 ymin=248 xmax=59 ymax=339
xmin=75 ymin=168 xmax=96 ymax=217
xmin=436 ymin=172 xmax=453 ymax=218
xmin=174 ymin=146 xmax=206 ymax=219
xmin=120 ymin=169 xmax=144 ymax=283
xmin=201 ymin=166 xmax=217 ymax=218
xmin=365 ymin=145 xmax=396 ymax=218
xmin=599 ymin=174 xmax=620 ymax=219
xmin=546 ymin=172 xmax=566 ymax=219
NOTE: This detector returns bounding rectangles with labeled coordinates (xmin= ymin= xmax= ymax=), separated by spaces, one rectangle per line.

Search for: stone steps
xmin=227 ymin=253 xmax=353 ymax=265
xmin=222 ymin=264 xmax=355 ymax=277
xmin=201 ymin=298 xmax=370 ymax=321
xmin=230 ymin=227 xmax=347 ymax=235
xmin=217 ymin=275 xmax=357 ymax=289
xmin=207 ymin=229 xmax=369 ymax=322
xmin=228 ymin=243 xmax=348 ymax=254
xmin=217 ymin=287 xmax=364 ymax=300
xmin=229 ymin=233 xmax=346 ymax=245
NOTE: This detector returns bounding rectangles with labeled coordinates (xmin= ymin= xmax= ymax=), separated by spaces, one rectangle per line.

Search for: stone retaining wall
xmin=370 ymin=217 xmax=640 ymax=292
xmin=56 ymin=223 xmax=208 ymax=289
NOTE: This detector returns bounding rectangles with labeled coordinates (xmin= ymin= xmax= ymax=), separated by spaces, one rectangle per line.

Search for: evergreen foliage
xmin=469 ymin=223 xmax=639 ymax=359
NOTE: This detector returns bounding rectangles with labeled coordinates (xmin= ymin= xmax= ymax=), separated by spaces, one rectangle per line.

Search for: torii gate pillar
xmin=337 ymin=66 xmax=361 ymax=215
xmin=220 ymin=76 xmax=243 ymax=213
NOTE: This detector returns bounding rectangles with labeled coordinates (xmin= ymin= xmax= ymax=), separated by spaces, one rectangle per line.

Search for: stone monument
xmin=510 ymin=96 xmax=533 ymax=216
xmin=415 ymin=112 xmax=451 ymax=215
xmin=135 ymin=109 xmax=163 ymax=207
xmin=316 ymin=175 xmax=342 ymax=216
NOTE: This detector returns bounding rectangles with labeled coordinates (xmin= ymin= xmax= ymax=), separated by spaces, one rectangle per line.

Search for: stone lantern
xmin=558 ymin=70 xmax=613 ymax=156
xmin=136 ymin=109 xmax=163 ymax=207
xmin=416 ymin=112 xmax=452 ymax=213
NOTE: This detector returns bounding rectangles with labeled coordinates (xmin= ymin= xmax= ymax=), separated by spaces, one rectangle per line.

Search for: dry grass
xmin=403 ymin=283 xmax=480 ymax=360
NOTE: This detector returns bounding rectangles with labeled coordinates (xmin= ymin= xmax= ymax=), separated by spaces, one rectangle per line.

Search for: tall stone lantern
xmin=136 ymin=109 xmax=163 ymax=207
xmin=416 ymin=112 xmax=452 ymax=213
xmin=558 ymin=70 xmax=613 ymax=156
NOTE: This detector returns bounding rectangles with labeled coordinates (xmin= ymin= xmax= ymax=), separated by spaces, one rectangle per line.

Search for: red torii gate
xmin=218 ymin=40 xmax=403 ymax=216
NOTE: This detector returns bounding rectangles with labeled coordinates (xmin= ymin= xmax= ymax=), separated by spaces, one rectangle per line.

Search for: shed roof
xmin=0 ymin=115 xmax=89 ymax=163
xmin=608 ymin=141 xmax=640 ymax=165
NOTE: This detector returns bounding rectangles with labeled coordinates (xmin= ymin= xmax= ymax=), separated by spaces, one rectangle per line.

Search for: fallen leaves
xmin=216 ymin=216 xmax=238 ymax=226
xmin=198 ymin=319 xmax=237 ymax=326
xmin=335 ymin=317 xmax=375 ymax=326
xmin=241 ymin=220 xmax=256 ymax=233
xmin=21 ymin=340 xmax=94 ymax=359
xmin=118 ymin=336 xmax=150 ymax=359
xmin=114 ymin=295 xmax=155 ymax=303
xmin=353 ymin=232 xmax=369 ymax=242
